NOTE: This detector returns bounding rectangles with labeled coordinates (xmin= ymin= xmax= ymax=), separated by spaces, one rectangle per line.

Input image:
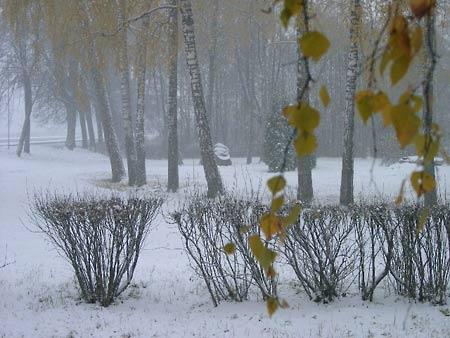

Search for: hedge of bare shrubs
xmin=30 ymin=192 xmax=163 ymax=306
xmin=174 ymin=196 xmax=450 ymax=305
xmin=171 ymin=196 xmax=277 ymax=306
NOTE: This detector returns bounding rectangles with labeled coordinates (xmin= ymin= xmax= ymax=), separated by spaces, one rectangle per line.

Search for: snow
xmin=1 ymin=145 xmax=450 ymax=337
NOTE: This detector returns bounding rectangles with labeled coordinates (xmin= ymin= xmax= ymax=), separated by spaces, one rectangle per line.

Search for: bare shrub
xmin=30 ymin=192 xmax=163 ymax=306
xmin=284 ymin=206 xmax=357 ymax=303
xmin=172 ymin=195 xmax=277 ymax=306
xmin=390 ymin=204 xmax=450 ymax=304
xmin=354 ymin=204 xmax=396 ymax=301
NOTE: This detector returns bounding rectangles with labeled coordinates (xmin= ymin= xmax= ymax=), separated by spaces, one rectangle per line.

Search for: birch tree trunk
xmin=135 ymin=17 xmax=150 ymax=187
xmin=116 ymin=0 xmax=137 ymax=186
xmin=339 ymin=0 xmax=361 ymax=206
xmin=179 ymin=0 xmax=223 ymax=197
xmin=423 ymin=10 xmax=437 ymax=206
xmin=81 ymin=5 xmax=124 ymax=182
xmin=297 ymin=1 xmax=313 ymax=203
xmin=16 ymin=70 xmax=32 ymax=157
xmin=167 ymin=0 xmax=180 ymax=192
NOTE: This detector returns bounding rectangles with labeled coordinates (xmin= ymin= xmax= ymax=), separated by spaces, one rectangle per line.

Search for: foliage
xmin=30 ymin=191 xmax=163 ymax=306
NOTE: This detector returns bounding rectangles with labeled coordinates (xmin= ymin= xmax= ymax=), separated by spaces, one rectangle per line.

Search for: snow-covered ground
xmin=1 ymin=145 xmax=449 ymax=338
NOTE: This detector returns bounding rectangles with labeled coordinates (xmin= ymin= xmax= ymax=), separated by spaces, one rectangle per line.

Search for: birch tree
xmin=167 ymin=0 xmax=180 ymax=192
xmin=115 ymin=0 xmax=138 ymax=186
xmin=179 ymin=0 xmax=223 ymax=197
xmin=340 ymin=0 xmax=361 ymax=206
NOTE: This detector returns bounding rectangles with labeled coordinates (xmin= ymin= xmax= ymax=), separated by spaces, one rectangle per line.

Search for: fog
xmin=1 ymin=1 xmax=450 ymax=337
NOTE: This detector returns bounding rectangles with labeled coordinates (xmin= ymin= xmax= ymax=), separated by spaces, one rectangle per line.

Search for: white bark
xmin=340 ymin=0 xmax=361 ymax=206
xmin=179 ymin=0 xmax=223 ymax=197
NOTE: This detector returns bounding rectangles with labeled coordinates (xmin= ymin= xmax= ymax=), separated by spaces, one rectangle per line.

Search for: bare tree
xmin=167 ymin=0 xmax=180 ymax=192
xmin=296 ymin=1 xmax=313 ymax=203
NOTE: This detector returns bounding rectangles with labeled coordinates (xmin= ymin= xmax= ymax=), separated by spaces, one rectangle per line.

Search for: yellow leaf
xmin=415 ymin=133 xmax=439 ymax=164
xmin=415 ymin=134 xmax=426 ymax=156
xmin=294 ymin=132 xmax=317 ymax=156
xmin=285 ymin=103 xmax=320 ymax=133
xmin=391 ymin=104 xmax=420 ymax=148
xmin=411 ymin=170 xmax=436 ymax=197
xmin=271 ymin=196 xmax=284 ymax=213
xmin=280 ymin=8 xmax=292 ymax=29
xmin=282 ymin=203 xmax=301 ymax=226
xmin=417 ymin=207 xmax=430 ymax=233
xmin=411 ymin=26 xmax=423 ymax=53
xmin=261 ymin=213 xmax=282 ymax=240
xmin=390 ymin=54 xmax=411 ymax=85
xmin=267 ymin=176 xmax=286 ymax=195
xmin=355 ymin=90 xmax=374 ymax=123
xmin=285 ymin=0 xmax=303 ymax=15
xmin=249 ymin=235 xmax=277 ymax=270
xmin=373 ymin=92 xmax=392 ymax=126
xmin=223 ymin=243 xmax=236 ymax=255
xmin=282 ymin=105 xmax=298 ymax=119
xmin=409 ymin=0 xmax=435 ymax=19
xmin=266 ymin=297 xmax=278 ymax=317
xmin=299 ymin=31 xmax=330 ymax=62
xmin=319 ymin=86 xmax=330 ymax=107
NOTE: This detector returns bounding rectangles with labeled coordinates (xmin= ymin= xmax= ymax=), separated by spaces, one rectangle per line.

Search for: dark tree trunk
xmin=296 ymin=2 xmax=313 ymax=203
xmin=65 ymin=104 xmax=77 ymax=150
xmin=85 ymin=104 xmax=97 ymax=150
xmin=340 ymin=0 xmax=361 ymax=206
xmin=167 ymin=0 xmax=179 ymax=192
xmin=423 ymin=11 xmax=437 ymax=207
xmin=179 ymin=0 xmax=223 ymax=197
xmin=16 ymin=71 xmax=32 ymax=157
xmin=79 ymin=110 xmax=88 ymax=149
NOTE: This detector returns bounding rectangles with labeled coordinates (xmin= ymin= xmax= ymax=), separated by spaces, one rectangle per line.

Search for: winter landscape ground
xmin=1 ymin=145 xmax=450 ymax=338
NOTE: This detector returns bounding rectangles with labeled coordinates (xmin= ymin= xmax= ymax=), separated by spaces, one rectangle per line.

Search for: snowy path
xmin=1 ymin=146 xmax=449 ymax=337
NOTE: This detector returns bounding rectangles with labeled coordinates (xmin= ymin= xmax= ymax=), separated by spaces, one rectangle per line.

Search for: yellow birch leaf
xmin=299 ymin=31 xmax=330 ymax=62
xmin=319 ymin=86 xmax=330 ymax=107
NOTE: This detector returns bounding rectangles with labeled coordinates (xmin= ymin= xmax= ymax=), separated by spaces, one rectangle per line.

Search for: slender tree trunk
xmin=116 ymin=0 xmax=137 ymax=186
xmin=179 ymin=0 xmax=223 ymax=197
xmin=85 ymin=104 xmax=97 ymax=150
xmin=340 ymin=0 xmax=361 ymax=206
xmin=423 ymin=10 xmax=437 ymax=206
xmin=206 ymin=0 xmax=219 ymax=134
xmin=65 ymin=104 xmax=77 ymax=150
xmin=81 ymin=5 xmax=124 ymax=182
xmin=79 ymin=110 xmax=88 ymax=149
xmin=16 ymin=71 xmax=32 ymax=157
xmin=296 ymin=2 xmax=313 ymax=203
xmin=135 ymin=17 xmax=150 ymax=187
xmin=167 ymin=0 xmax=180 ymax=192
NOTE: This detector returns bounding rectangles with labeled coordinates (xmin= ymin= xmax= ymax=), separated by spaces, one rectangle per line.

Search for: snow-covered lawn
xmin=1 ymin=145 xmax=449 ymax=337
